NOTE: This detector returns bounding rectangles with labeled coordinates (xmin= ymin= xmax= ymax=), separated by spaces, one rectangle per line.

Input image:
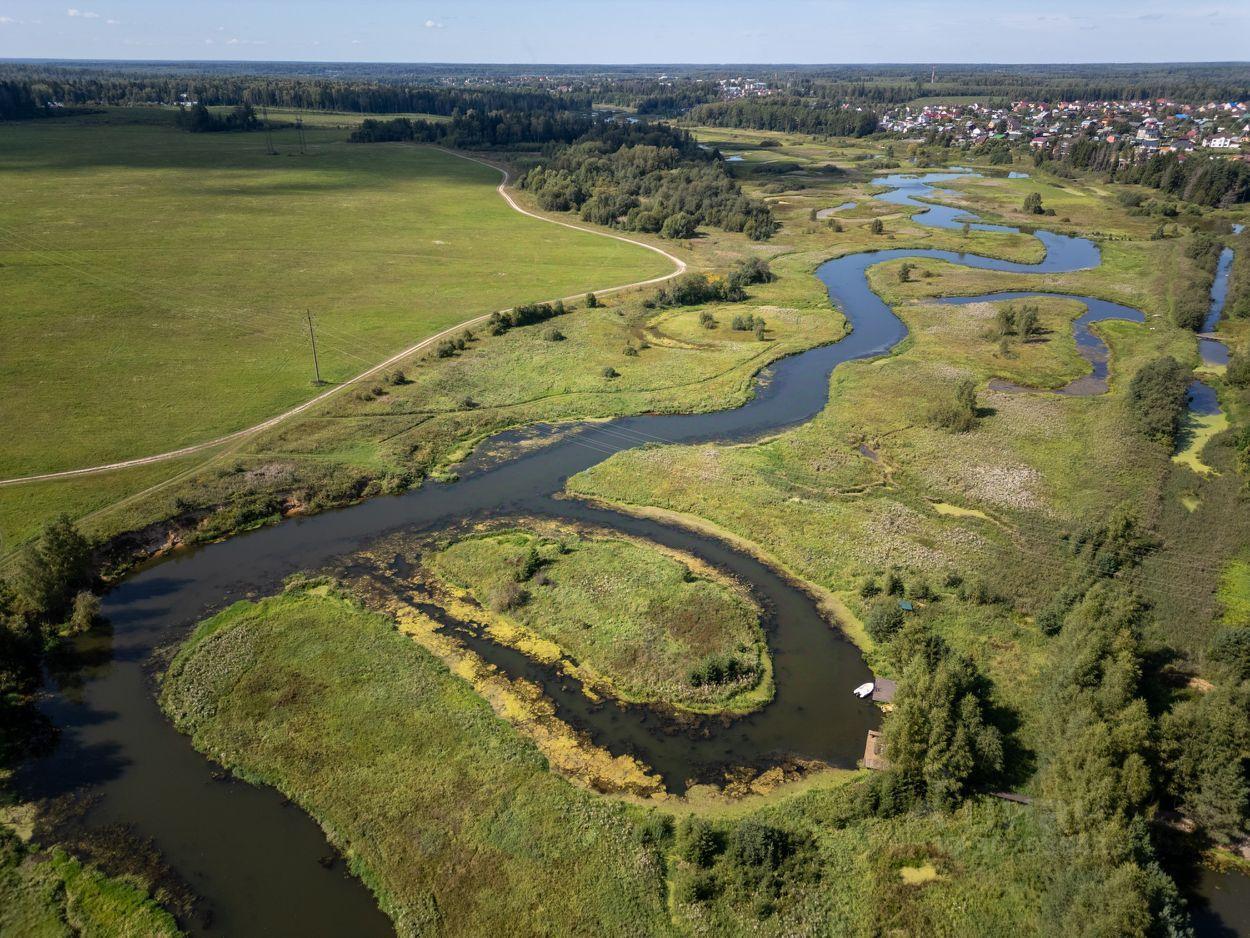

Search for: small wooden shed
xmin=863 ymin=729 xmax=889 ymax=771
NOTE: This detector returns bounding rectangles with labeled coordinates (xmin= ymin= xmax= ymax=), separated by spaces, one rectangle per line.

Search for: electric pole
xmin=262 ymin=104 xmax=277 ymax=156
xmin=306 ymin=310 xmax=322 ymax=385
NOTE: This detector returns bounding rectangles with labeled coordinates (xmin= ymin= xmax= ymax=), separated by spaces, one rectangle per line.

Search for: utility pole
xmin=262 ymin=104 xmax=277 ymax=156
xmin=306 ymin=310 xmax=322 ymax=385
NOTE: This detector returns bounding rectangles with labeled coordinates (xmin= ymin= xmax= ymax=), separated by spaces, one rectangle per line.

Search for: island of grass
xmin=425 ymin=527 xmax=773 ymax=714
xmin=160 ymin=586 xmax=675 ymax=936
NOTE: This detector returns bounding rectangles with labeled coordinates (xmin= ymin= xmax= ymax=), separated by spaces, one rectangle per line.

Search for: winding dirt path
xmin=0 ymin=148 xmax=687 ymax=488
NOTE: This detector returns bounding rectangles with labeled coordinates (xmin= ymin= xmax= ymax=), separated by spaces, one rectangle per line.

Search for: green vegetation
xmin=518 ymin=121 xmax=777 ymax=239
xmin=0 ymin=829 xmax=180 ymax=937
xmin=0 ymin=111 xmax=668 ymax=480
xmin=161 ymin=587 xmax=673 ymax=937
xmin=1128 ymin=356 xmax=1191 ymax=445
xmin=427 ymin=528 xmax=771 ymax=712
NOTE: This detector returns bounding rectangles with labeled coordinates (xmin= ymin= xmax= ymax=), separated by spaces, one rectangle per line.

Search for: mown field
xmin=0 ymin=109 xmax=669 ymax=480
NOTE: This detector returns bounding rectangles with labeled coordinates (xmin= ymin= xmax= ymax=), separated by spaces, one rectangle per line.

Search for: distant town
xmin=881 ymin=98 xmax=1249 ymax=156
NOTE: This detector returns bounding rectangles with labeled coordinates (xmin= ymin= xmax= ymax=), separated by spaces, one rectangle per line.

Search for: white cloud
xmin=66 ymin=8 xmax=101 ymax=18
xmin=106 ymin=18 xmax=120 ymax=24
xmin=225 ymin=36 xmax=266 ymax=45
xmin=424 ymin=19 xmax=444 ymax=28
xmin=351 ymin=38 xmax=362 ymax=44
xmin=0 ymin=15 xmax=20 ymax=24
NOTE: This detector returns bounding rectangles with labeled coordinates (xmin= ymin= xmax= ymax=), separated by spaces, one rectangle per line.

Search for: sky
xmin=0 ymin=0 xmax=1246 ymax=64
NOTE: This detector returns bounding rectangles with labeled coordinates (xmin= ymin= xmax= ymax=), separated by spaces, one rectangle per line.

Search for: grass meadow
xmin=427 ymin=527 xmax=772 ymax=713
xmin=0 ymin=110 xmax=669 ymax=479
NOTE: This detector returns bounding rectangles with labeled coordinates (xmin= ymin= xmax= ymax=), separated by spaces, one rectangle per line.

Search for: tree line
xmin=0 ymin=67 xmax=588 ymax=118
xmin=1039 ymin=141 xmax=1250 ymax=208
xmin=350 ymin=109 xmax=594 ymax=148
xmin=686 ymin=98 xmax=879 ymax=138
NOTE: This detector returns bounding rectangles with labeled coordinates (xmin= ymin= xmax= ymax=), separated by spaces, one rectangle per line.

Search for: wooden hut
xmin=863 ymin=729 xmax=889 ymax=771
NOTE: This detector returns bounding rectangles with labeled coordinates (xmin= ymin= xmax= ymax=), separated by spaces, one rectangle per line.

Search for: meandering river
xmin=13 ymin=169 xmax=1242 ymax=935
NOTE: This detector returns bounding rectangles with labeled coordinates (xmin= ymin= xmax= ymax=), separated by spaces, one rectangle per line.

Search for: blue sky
xmin=0 ymin=1 xmax=1246 ymax=63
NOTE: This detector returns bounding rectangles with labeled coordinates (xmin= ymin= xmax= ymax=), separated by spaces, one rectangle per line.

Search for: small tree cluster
xmin=927 ymin=379 xmax=979 ymax=433
xmin=486 ymin=299 xmax=566 ymax=337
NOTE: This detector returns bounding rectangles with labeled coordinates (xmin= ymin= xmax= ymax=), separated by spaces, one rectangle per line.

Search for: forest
xmin=687 ymin=98 xmax=879 ymax=137
xmin=518 ymin=121 xmax=778 ymax=239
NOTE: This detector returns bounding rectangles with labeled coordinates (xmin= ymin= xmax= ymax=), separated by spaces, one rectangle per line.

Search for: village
xmin=882 ymin=96 xmax=1250 ymax=156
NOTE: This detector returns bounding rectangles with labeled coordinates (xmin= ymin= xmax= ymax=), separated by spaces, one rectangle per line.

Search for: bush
xmin=865 ymin=598 xmax=905 ymax=643
xmin=679 ymin=817 xmax=723 ymax=867
xmin=487 ymin=581 xmax=528 ymax=612
xmin=1022 ymin=192 xmax=1044 ymax=214
xmin=435 ymin=340 xmax=457 ymax=358
xmin=1210 ymin=627 xmax=1250 ymax=681
xmin=601 ymin=366 xmax=619 ymax=379
xmin=542 ymin=327 xmax=565 ymax=342
xmin=729 ymin=821 xmax=792 ymax=870
xmin=585 ymin=292 xmax=599 ymax=308
xmin=623 ymin=344 xmax=639 ymax=357
xmin=1226 ymin=352 xmax=1250 ymax=388
xmin=661 ymin=212 xmax=697 ymax=240
xmin=928 ymin=398 xmax=976 ymax=433
xmin=68 ymin=591 xmax=100 ymax=634
xmin=870 ymin=218 xmax=884 ymax=235
xmin=1127 ymin=356 xmax=1190 ymax=445
xmin=699 ymin=311 xmax=716 ymax=329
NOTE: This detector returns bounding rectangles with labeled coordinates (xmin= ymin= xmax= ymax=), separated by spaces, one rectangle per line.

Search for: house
xmin=863 ymin=730 xmax=888 ymax=771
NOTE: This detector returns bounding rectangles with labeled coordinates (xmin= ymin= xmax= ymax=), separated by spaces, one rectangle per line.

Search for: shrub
xmin=68 ymin=591 xmax=100 ymax=634
xmin=542 ymin=327 xmax=565 ymax=342
xmin=661 ymin=212 xmax=697 ymax=240
xmin=387 ymin=369 xmax=409 ymax=385
xmin=1128 ymin=356 xmax=1190 ymax=445
xmin=1022 ymin=192 xmax=1044 ymax=214
xmin=1226 ymin=353 xmax=1250 ymax=388
xmin=870 ymin=218 xmax=884 ymax=234
xmin=487 ymin=581 xmax=528 ymax=612
xmin=865 ymin=598 xmax=905 ymax=643
xmin=601 ymin=366 xmax=619 ymax=379
xmin=1210 ymin=627 xmax=1250 ymax=681
xmin=729 ymin=821 xmax=792 ymax=869
xmin=585 ymin=292 xmax=599 ymax=308
xmin=679 ymin=817 xmax=723 ymax=868
xmin=699 ymin=311 xmax=716 ymax=329
xmin=435 ymin=340 xmax=457 ymax=358
xmin=623 ymin=344 xmax=639 ymax=357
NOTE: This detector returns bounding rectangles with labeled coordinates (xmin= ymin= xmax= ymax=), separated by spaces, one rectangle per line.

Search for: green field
xmin=0 ymin=111 xmax=669 ymax=479
xmin=427 ymin=527 xmax=772 ymax=713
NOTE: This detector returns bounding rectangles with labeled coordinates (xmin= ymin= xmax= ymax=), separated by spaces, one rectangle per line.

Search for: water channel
xmin=13 ymin=168 xmax=1244 ymax=935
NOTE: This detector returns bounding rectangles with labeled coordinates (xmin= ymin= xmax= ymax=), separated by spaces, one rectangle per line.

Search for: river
xmin=12 ymin=168 xmax=1244 ymax=935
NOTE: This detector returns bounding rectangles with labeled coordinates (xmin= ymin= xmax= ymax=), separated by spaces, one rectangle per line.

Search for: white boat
xmin=852 ymin=681 xmax=874 ymax=698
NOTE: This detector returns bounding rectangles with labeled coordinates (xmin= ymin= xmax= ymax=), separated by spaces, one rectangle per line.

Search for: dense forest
xmin=518 ymin=122 xmax=778 ymax=240
xmin=687 ymin=98 xmax=879 ymax=137
xmin=0 ymin=66 xmax=588 ymax=117
xmin=350 ymin=109 xmax=594 ymax=148
xmin=1040 ymin=140 xmax=1250 ymax=207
